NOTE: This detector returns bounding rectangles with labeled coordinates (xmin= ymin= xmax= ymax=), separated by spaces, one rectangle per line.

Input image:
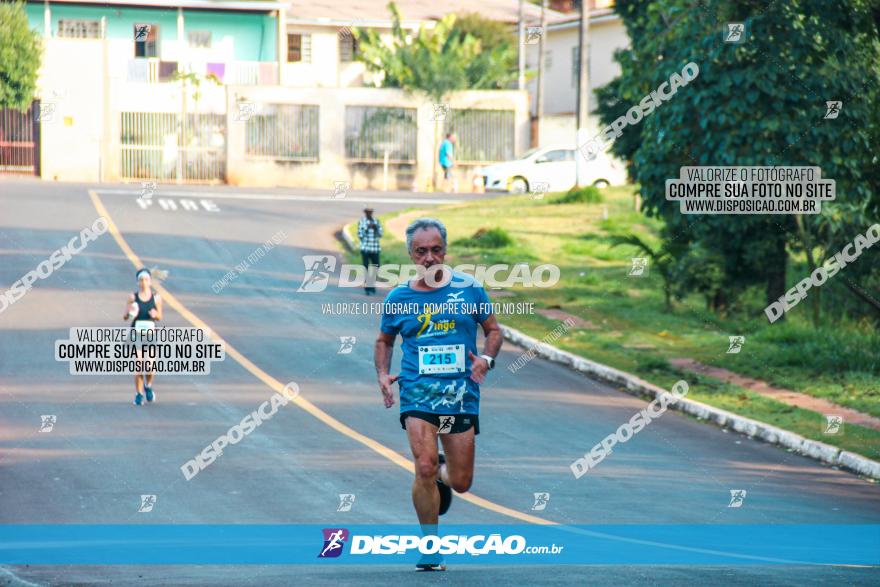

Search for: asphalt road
xmin=0 ymin=178 xmax=877 ymax=586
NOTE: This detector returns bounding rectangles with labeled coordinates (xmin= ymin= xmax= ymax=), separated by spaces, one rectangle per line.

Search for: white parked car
xmin=480 ymin=144 xmax=627 ymax=194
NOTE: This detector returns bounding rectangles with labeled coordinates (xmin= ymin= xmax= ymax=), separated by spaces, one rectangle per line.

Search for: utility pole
xmin=575 ymin=0 xmax=590 ymax=186
xmin=517 ymin=0 xmax=525 ymax=90
xmin=533 ymin=0 xmax=548 ymax=148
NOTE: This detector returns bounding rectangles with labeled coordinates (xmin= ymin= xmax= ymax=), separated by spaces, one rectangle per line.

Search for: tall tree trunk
xmin=712 ymin=289 xmax=729 ymax=313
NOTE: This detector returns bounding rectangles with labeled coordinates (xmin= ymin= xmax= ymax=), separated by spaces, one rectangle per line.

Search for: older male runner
xmin=374 ymin=218 xmax=502 ymax=571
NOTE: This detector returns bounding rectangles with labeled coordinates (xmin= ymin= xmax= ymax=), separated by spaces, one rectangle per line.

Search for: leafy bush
xmin=0 ymin=2 xmax=42 ymax=110
xmin=552 ymin=186 xmax=603 ymax=204
xmin=453 ymin=227 xmax=514 ymax=249
xmin=754 ymin=321 xmax=880 ymax=374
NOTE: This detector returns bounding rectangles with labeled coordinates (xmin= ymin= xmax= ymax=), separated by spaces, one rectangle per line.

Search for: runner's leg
xmin=366 ymin=251 xmax=379 ymax=294
xmin=406 ymin=417 xmax=440 ymax=525
xmin=439 ymin=427 xmax=475 ymax=493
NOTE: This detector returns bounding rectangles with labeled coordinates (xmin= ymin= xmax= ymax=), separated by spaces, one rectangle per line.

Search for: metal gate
xmin=120 ymin=112 xmax=226 ymax=183
xmin=0 ymin=101 xmax=39 ymax=175
xmin=444 ymin=109 xmax=514 ymax=163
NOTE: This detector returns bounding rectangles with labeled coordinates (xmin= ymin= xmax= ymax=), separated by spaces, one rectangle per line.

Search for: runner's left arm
xmin=469 ymin=314 xmax=502 ymax=383
xmin=480 ymin=314 xmax=502 ymax=357
xmin=149 ymin=294 xmax=163 ymax=321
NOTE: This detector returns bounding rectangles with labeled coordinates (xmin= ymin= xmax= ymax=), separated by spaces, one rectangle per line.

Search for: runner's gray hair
xmin=406 ymin=218 xmax=447 ymax=252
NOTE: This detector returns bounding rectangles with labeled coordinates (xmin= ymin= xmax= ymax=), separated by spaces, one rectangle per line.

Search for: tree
xmin=0 ymin=1 xmax=42 ymax=110
xmin=610 ymin=233 xmax=687 ymax=311
xmin=355 ymin=2 xmax=519 ymax=188
xmin=355 ymin=3 xmax=518 ymax=96
xmin=596 ymin=0 xmax=880 ymax=321
xmin=452 ymin=13 xmax=518 ymax=90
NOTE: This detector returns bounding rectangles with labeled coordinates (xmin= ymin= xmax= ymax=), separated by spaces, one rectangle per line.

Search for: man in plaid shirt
xmin=358 ymin=207 xmax=383 ymax=295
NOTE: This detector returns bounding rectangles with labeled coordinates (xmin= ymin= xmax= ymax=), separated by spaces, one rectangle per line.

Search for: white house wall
xmin=38 ymin=39 xmax=105 ymax=182
xmin=226 ymin=86 xmax=530 ymax=190
xmin=526 ymin=17 xmax=629 ymax=117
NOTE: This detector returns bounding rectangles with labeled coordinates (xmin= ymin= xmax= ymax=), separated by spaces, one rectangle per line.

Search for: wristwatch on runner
xmin=479 ymin=354 xmax=496 ymax=370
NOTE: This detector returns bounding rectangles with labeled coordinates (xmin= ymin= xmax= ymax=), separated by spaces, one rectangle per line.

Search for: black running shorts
xmin=400 ymin=411 xmax=479 ymax=435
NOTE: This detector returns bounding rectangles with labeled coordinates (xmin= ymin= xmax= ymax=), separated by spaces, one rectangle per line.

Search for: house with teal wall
xmin=24 ymin=0 xmax=283 ymax=83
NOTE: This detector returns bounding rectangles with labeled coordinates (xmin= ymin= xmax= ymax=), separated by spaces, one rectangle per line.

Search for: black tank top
xmin=131 ymin=290 xmax=157 ymax=327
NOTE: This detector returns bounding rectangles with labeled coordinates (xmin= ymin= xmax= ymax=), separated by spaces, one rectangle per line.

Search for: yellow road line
xmin=89 ymin=189 xmax=554 ymax=526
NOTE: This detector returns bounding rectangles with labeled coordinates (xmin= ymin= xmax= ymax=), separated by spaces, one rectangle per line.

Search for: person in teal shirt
xmin=438 ymin=133 xmax=457 ymax=193
xmin=374 ymin=217 xmax=502 ymax=570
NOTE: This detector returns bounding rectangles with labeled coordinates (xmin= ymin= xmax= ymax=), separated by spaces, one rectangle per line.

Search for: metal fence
xmin=120 ymin=112 xmax=226 ymax=182
xmin=245 ymin=104 xmax=319 ymax=161
xmin=345 ymin=106 xmax=417 ymax=163
xmin=0 ymin=103 xmax=38 ymax=174
xmin=444 ymin=109 xmax=515 ymax=163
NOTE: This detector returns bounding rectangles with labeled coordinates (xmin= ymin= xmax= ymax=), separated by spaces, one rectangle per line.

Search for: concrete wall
xmin=226 ymin=86 xmax=530 ymax=190
xmin=38 ymin=39 xmax=104 ymax=182
xmin=33 ymin=34 xmax=527 ymax=187
xmin=103 ymin=78 xmax=228 ymax=183
xmin=280 ymin=25 xmax=395 ymax=88
xmin=538 ymin=113 xmax=577 ymax=146
xmin=526 ymin=16 xmax=629 ymax=116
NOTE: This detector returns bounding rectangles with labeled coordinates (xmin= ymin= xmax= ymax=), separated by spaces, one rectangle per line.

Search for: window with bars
xmin=345 ymin=106 xmax=417 ymax=163
xmin=444 ymin=109 xmax=515 ymax=163
xmin=245 ymin=104 xmax=320 ymax=161
xmin=339 ymin=30 xmax=358 ymax=62
xmin=57 ymin=19 xmax=101 ymax=39
xmin=287 ymin=33 xmax=312 ymax=63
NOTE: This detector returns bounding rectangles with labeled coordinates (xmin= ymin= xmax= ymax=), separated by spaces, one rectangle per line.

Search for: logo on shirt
xmin=446 ymin=291 xmax=464 ymax=303
xmin=416 ymin=312 xmax=456 ymax=338
xmin=429 ymin=381 xmax=468 ymax=412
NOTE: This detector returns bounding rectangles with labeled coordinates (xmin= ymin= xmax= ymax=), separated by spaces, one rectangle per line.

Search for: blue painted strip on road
xmin=1 ymin=525 xmax=877 ymax=565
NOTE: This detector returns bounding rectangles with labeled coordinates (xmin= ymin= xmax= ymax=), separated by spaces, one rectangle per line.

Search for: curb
xmin=501 ymin=324 xmax=880 ymax=481
xmin=338 ymin=222 xmax=357 ymax=253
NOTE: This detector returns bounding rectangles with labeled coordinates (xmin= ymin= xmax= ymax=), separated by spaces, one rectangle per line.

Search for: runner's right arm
xmin=123 ymin=293 xmax=135 ymax=320
xmin=374 ymin=332 xmax=398 ymax=408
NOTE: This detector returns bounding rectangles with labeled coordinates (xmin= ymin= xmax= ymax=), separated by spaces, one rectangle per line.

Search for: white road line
xmin=94 ymin=189 xmax=466 ymax=205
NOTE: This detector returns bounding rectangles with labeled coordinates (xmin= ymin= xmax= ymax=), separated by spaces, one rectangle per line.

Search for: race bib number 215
xmin=418 ymin=344 xmax=465 ymax=375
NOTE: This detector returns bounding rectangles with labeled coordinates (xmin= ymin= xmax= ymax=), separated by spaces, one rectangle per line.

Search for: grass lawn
xmin=344 ymin=186 xmax=880 ymax=462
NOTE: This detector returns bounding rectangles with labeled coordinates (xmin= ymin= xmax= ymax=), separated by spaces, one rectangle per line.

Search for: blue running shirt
xmin=380 ymin=272 xmax=493 ymax=415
